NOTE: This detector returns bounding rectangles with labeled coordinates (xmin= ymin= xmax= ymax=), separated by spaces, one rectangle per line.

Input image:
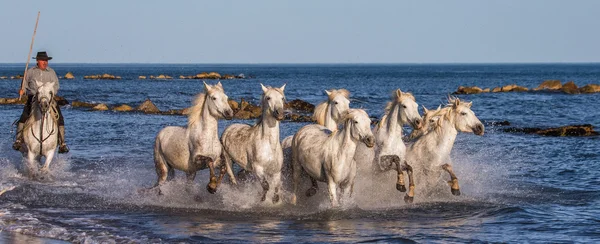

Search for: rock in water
xmin=137 ymin=99 xmax=160 ymax=114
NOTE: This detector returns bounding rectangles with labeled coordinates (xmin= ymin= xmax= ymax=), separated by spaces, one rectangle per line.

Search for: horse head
xmin=203 ymin=81 xmax=234 ymax=120
xmin=394 ymin=89 xmax=422 ymax=129
xmin=447 ymin=97 xmax=484 ymax=136
xmin=34 ymin=80 xmax=54 ymax=115
xmin=343 ymin=109 xmax=375 ymax=148
xmin=260 ymin=83 xmax=286 ymax=121
xmin=325 ymin=89 xmax=350 ymax=123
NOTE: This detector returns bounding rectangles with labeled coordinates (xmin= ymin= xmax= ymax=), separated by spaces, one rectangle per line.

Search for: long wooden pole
xmin=19 ymin=11 xmax=41 ymax=100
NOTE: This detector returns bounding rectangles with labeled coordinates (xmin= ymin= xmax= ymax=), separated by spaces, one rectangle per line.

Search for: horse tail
xmin=153 ymin=134 xmax=171 ymax=187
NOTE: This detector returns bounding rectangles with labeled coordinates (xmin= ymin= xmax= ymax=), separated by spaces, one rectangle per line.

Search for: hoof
xmin=58 ymin=144 xmax=69 ymax=154
xmin=396 ymin=184 xmax=407 ymax=192
xmin=305 ymin=187 xmax=317 ymax=197
xmin=404 ymin=195 xmax=414 ymax=204
xmin=12 ymin=140 xmax=22 ymax=151
xmin=206 ymin=184 xmax=217 ymax=194
xmin=273 ymin=194 xmax=280 ymax=204
xmin=451 ymin=188 xmax=461 ymax=196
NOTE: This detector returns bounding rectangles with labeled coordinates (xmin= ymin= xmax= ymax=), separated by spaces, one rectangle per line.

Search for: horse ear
xmin=280 ymin=83 xmax=286 ymax=92
xmin=203 ymin=81 xmax=212 ymax=92
xmin=260 ymin=83 xmax=268 ymax=93
xmin=466 ymin=101 xmax=473 ymax=108
xmin=422 ymin=105 xmax=429 ymax=114
xmin=396 ymin=89 xmax=402 ymax=98
xmin=325 ymin=89 xmax=332 ymax=96
xmin=216 ymin=81 xmax=223 ymax=89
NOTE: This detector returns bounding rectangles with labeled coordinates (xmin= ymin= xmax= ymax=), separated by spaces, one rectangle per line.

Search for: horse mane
xmin=377 ymin=90 xmax=416 ymax=129
xmin=187 ymin=93 xmax=206 ymax=127
xmin=312 ymin=89 xmax=350 ymax=126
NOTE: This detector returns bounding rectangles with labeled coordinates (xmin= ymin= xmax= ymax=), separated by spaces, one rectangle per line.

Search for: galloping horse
xmin=406 ymin=97 xmax=484 ymax=196
xmin=153 ymin=82 xmax=234 ymax=194
xmin=221 ymin=84 xmax=286 ymax=203
xmin=355 ymin=89 xmax=422 ymax=203
xmin=291 ymin=109 xmax=375 ymax=207
xmin=21 ymin=80 xmax=59 ymax=180
xmin=280 ymin=89 xmax=350 ymax=187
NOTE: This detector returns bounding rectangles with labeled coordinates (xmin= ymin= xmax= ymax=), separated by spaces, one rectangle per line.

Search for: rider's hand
xmin=18 ymin=88 xmax=25 ymax=98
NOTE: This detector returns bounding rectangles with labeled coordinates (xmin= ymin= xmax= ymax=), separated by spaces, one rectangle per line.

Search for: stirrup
xmin=12 ymin=139 xmax=22 ymax=151
xmin=58 ymin=144 xmax=70 ymax=154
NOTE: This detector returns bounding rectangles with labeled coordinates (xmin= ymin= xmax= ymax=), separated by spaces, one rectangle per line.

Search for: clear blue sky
xmin=1 ymin=0 xmax=599 ymax=63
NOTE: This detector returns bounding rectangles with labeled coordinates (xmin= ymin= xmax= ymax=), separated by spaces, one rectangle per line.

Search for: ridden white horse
xmin=153 ymin=82 xmax=234 ymax=194
xmin=21 ymin=81 xmax=59 ymax=180
xmin=221 ymin=84 xmax=286 ymax=203
xmin=291 ymin=109 xmax=375 ymax=207
xmin=355 ymin=89 xmax=422 ymax=203
xmin=406 ymin=97 xmax=484 ymax=196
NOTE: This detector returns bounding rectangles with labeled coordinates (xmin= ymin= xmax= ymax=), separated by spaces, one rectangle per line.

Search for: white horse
xmin=221 ymin=84 xmax=286 ymax=203
xmin=355 ymin=89 xmax=422 ymax=203
xmin=406 ymin=97 xmax=484 ymax=196
xmin=279 ymin=89 xmax=350 ymax=190
xmin=291 ymin=109 xmax=375 ymax=207
xmin=21 ymin=81 xmax=59 ymax=180
xmin=153 ymin=81 xmax=234 ymax=194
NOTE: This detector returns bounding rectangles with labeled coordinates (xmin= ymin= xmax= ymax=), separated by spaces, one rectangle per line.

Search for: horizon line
xmin=2 ymin=61 xmax=600 ymax=65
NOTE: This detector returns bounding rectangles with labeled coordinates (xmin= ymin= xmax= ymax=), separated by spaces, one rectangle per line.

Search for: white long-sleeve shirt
xmin=24 ymin=66 xmax=59 ymax=96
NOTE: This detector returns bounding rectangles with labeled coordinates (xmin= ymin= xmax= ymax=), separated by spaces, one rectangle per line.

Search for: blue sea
xmin=0 ymin=64 xmax=599 ymax=243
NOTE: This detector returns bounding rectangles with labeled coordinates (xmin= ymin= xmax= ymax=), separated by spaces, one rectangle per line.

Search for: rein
xmin=28 ymin=94 xmax=58 ymax=151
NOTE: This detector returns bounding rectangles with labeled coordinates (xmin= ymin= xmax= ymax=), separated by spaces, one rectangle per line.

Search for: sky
xmin=1 ymin=0 xmax=599 ymax=63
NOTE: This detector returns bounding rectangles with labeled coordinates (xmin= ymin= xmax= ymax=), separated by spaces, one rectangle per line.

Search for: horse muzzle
xmin=223 ymin=110 xmax=234 ymax=120
xmin=362 ymin=135 xmax=375 ymax=148
xmin=473 ymin=124 xmax=485 ymax=136
xmin=273 ymin=109 xmax=285 ymax=121
xmin=412 ymin=118 xmax=423 ymax=130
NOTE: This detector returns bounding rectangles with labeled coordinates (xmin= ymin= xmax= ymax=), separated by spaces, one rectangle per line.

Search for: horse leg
xmin=271 ymin=172 xmax=282 ymax=204
xmin=327 ymin=176 xmax=339 ymax=208
xmin=442 ymin=163 xmax=460 ymax=196
xmin=291 ymin=153 xmax=301 ymax=205
xmin=223 ymin=152 xmax=238 ymax=185
xmin=40 ymin=149 xmax=56 ymax=175
xmin=25 ymin=151 xmax=38 ymax=180
xmin=202 ymin=156 xmax=219 ymax=194
xmin=305 ymin=177 xmax=318 ymax=197
xmin=255 ymin=167 xmax=269 ymax=202
xmin=184 ymin=171 xmax=197 ymax=193
xmin=403 ymin=161 xmax=415 ymax=203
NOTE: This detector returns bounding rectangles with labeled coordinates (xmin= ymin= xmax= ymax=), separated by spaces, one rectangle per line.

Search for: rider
xmin=13 ymin=51 xmax=69 ymax=153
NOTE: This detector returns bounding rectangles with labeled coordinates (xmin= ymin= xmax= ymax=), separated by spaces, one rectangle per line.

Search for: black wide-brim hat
xmin=33 ymin=51 xmax=52 ymax=60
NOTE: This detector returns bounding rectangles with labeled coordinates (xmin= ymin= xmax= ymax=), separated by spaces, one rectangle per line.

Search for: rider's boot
xmin=58 ymin=125 xmax=69 ymax=153
xmin=12 ymin=122 xmax=24 ymax=151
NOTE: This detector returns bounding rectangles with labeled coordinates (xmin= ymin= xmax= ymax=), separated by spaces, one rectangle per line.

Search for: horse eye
xmin=212 ymin=96 xmax=217 ymax=100
xmin=354 ymin=120 xmax=358 ymax=124
xmin=334 ymin=101 xmax=338 ymax=105
xmin=266 ymin=96 xmax=271 ymax=100
xmin=402 ymin=105 xmax=407 ymax=108
xmin=461 ymin=112 xmax=467 ymax=116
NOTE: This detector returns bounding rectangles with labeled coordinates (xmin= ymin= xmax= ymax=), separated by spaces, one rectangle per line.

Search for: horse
xmin=21 ymin=80 xmax=59 ymax=180
xmin=152 ymin=81 xmax=234 ymax=195
xmin=354 ymin=89 xmax=422 ymax=203
xmin=221 ymin=84 xmax=286 ymax=203
xmin=279 ymin=89 xmax=350 ymax=189
xmin=291 ymin=109 xmax=375 ymax=207
xmin=406 ymin=97 xmax=484 ymax=196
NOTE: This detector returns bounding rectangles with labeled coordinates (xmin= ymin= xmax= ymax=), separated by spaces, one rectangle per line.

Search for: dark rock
xmin=285 ymin=113 xmax=313 ymax=122
xmin=71 ymin=100 xmax=97 ymax=108
xmin=285 ymin=99 xmax=315 ymax=113
xmin=484 ymin=120 xmax=510 ymax=126
xmin=503 ymin=124 xmax=598 ymax=137
xmin=113 ymin=104 xmax=133 ymax=112
xmin=84 ymin=74 xmax=120 ymax=80
xmin=136 ymin=99 xmax=160 ymax=114
xmin=92 ymin=104 xmax=109 ymax=111
xmin=561 ymin=81 xmax=579 ymax=94
xmin=534 ymin=80 xmax=562 ymax=91
xmin=453 ymin=86 xmax=483 ymax=95
xmin=54 ymin=95 xmax=69 ymax=106
xmin=579 ymin=84 xmax=600 ymax=93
